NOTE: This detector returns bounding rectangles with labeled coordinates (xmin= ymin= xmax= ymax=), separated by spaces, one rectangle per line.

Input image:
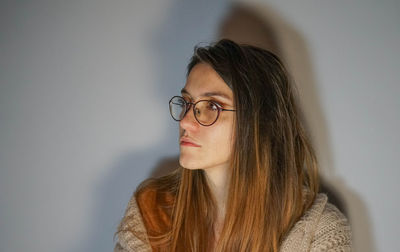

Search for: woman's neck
xmin=203 ymin=164 xmax=230 ymax=222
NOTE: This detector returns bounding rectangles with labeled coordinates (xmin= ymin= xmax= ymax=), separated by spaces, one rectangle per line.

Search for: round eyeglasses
xmin=169 ymin=96 xmax=236 ymax=126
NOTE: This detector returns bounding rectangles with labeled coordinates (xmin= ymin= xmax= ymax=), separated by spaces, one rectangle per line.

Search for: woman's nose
xmin=179 ymin=107 xmax=199 ymax=132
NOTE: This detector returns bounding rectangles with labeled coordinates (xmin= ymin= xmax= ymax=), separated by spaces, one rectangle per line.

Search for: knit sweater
xmin=114 ymin=193 xmax=352 ymax=252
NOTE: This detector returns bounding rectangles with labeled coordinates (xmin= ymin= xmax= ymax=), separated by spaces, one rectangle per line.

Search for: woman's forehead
xmin=184 ymin=63 xmax=233 ymax=100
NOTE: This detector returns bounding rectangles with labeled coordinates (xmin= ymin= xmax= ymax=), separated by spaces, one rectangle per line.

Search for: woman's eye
xmin=207 ymin=102 xmax=219 ymax=111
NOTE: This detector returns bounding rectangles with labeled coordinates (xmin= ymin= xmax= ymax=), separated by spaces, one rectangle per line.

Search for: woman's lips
xmin=180 ymin=138 xmax=201 ymax=147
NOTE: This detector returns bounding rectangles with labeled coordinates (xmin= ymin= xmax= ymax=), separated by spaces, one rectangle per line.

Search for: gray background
xmin=1 ymin=0 xmax=399 ymax=251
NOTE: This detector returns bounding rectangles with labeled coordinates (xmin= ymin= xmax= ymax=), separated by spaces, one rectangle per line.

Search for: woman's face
xmin=179 ymin=63 xmax=235 ymax=172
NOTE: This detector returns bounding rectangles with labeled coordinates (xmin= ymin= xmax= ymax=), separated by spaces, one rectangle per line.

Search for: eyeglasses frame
xmin=169 ymin=95 xmax=236 ymax=126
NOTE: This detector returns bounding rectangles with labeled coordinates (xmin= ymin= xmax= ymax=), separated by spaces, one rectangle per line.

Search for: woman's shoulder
xmin=309 ymin=194 xmax=352 ymax=251
xmin=281 ymin=193 xmax=352 ymax=252
xmin=114 ymin=192 xmax=152 ymax=252
xmin=114 ymin=181 xmax=176 ymax=252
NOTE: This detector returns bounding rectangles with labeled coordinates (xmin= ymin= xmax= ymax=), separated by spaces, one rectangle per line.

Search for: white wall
xmin=0 ymin=1 xmax=399 ymax=251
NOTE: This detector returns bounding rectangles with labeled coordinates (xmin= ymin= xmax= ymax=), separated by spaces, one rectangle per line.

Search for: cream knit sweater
xmin=114 ymin=193 xmax=352 ymax=252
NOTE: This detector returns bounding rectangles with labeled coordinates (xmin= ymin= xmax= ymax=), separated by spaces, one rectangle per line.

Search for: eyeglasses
xmin=169 ymin=96 xmax=236 ymax=126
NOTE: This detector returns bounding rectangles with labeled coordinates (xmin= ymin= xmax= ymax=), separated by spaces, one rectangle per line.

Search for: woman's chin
xmin=179 ymin=156 xmax=201 ymax=170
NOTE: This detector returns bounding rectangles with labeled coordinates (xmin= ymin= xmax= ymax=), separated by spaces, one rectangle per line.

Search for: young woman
xmin=115 ymin=39 xmax=351 ymax=252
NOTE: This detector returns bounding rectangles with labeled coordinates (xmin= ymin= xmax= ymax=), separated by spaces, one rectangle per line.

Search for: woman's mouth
xmin=180 ymin=137 xmax=201 ymax=147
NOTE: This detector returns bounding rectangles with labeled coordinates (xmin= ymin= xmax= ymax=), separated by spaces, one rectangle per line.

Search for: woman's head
xmin=186 ymin=39 xmax=305 ymax=178
xmin=178 ymin=39 xmax=295 ymax=171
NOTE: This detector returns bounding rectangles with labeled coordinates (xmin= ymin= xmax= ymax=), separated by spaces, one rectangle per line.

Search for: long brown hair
xmin=130 ymin=39 xmax=319 ymax=251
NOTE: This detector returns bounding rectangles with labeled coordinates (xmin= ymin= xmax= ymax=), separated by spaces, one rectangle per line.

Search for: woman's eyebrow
xmin=180 ymin=88 xmax=191 ymax=97
xmin=181 ymin=88 xmax=232 ymax=101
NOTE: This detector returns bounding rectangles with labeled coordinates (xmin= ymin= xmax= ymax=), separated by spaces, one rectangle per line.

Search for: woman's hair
xmin=131 ymin=39 xmax=319 ymax=252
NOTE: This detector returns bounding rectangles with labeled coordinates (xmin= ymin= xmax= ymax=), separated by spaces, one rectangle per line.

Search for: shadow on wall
xmin=216 ymin=3 xmax=375 ymax=251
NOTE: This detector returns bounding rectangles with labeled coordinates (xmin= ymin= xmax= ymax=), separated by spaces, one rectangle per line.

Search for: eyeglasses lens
xmin=194 ymin=100 xmax=218 ymax=125
xmin=169 ymin=97 xmax=186 ymax=121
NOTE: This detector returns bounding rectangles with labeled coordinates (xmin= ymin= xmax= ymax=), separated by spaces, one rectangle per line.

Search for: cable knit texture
xmin=114 ymin=193 xmax=352 ymax=252
xmin=115 ymin=195 xmax=152 ymax=251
